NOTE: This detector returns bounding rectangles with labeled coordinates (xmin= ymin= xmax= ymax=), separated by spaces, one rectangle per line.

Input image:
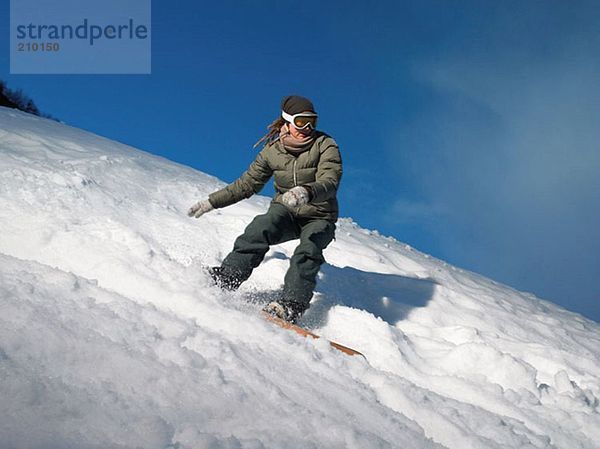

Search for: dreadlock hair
xmin=253 ymin=116 xmax=287 ymax=149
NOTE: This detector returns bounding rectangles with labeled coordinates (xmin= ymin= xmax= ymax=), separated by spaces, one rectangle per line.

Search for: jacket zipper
xmin=292 ymin=158 xmax=301 ymax=213
xmin=293 ymin=158 xmax=298 ymax=186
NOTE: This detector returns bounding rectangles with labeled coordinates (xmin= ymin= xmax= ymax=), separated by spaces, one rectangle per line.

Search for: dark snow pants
xmin=221 ymin=202 xmax=336 ymax=310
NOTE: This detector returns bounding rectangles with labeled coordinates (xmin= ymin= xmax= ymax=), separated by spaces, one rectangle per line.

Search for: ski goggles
xmin=281 ymin=110 xmax=318 ymax=130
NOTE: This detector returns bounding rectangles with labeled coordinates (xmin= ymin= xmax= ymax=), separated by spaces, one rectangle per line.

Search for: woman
xmin=188 ymin=95 xmax=342 ymax=323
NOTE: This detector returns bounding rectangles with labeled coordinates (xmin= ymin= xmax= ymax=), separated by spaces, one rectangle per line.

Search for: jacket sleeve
xmin=303 ymin=140 xmax=342 ymax=203
xmin=209 ymin=149 xmax=273 ymax=209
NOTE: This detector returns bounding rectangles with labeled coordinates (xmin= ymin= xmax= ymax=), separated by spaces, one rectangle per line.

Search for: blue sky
xmin=2 ymin=0 xmax=599 ymax=322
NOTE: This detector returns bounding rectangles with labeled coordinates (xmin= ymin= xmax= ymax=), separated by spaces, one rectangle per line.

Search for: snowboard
xmin=261 ymin=311 xmax=364 ymax=358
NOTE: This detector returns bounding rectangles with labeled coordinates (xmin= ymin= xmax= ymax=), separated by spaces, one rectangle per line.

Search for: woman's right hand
xmin=187 ymin=199 xmax=214 ymax=218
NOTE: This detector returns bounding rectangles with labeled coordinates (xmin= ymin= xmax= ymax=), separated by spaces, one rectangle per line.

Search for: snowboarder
xmin=188 ymin=95 xmax=342 ymax=323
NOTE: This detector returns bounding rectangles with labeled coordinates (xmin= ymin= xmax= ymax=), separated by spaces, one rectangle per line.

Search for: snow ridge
xmin=1 ymin=107 xmax=599 ymax=449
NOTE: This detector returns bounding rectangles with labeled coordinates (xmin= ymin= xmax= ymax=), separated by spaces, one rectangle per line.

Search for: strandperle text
xmin=16 ymin=18 xmax=149 ymax=46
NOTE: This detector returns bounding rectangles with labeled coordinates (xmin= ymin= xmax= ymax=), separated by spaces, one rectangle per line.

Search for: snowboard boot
xmin=262 ymin=300 xmax=306 ymax=324
xmin=206 ymin=266 xmax=245 ymax=291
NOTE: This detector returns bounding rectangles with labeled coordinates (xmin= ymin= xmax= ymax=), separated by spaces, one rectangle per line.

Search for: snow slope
xmin=1 ymin=107 xmax=599 ymax=449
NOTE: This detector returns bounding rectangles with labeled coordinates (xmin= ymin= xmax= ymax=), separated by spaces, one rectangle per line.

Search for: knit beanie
xmin=281 ymin=95 xmax=316 ymax=115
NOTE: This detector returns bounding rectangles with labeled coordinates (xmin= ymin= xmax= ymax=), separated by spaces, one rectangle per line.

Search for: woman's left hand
xmin=281 ymin=186 xmax=310 ymax=208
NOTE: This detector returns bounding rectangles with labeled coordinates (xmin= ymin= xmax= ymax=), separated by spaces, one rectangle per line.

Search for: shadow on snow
xmin=303 ymin=264 xmax=437 ymax=328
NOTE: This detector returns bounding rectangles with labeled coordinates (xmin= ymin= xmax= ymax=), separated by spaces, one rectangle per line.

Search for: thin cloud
xmin=389 ymin=7 xmax=600 ymax=320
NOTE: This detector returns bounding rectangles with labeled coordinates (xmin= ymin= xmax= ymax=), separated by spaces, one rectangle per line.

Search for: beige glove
xmin=281 ymin=186 xmax=310 ymax=208
xmin=188 ymin=199 xmax=214 ymax=218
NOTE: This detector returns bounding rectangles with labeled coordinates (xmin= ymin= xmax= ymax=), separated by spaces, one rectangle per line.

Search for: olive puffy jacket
xmin=208 ymin=131 xmax=342 ymax=223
